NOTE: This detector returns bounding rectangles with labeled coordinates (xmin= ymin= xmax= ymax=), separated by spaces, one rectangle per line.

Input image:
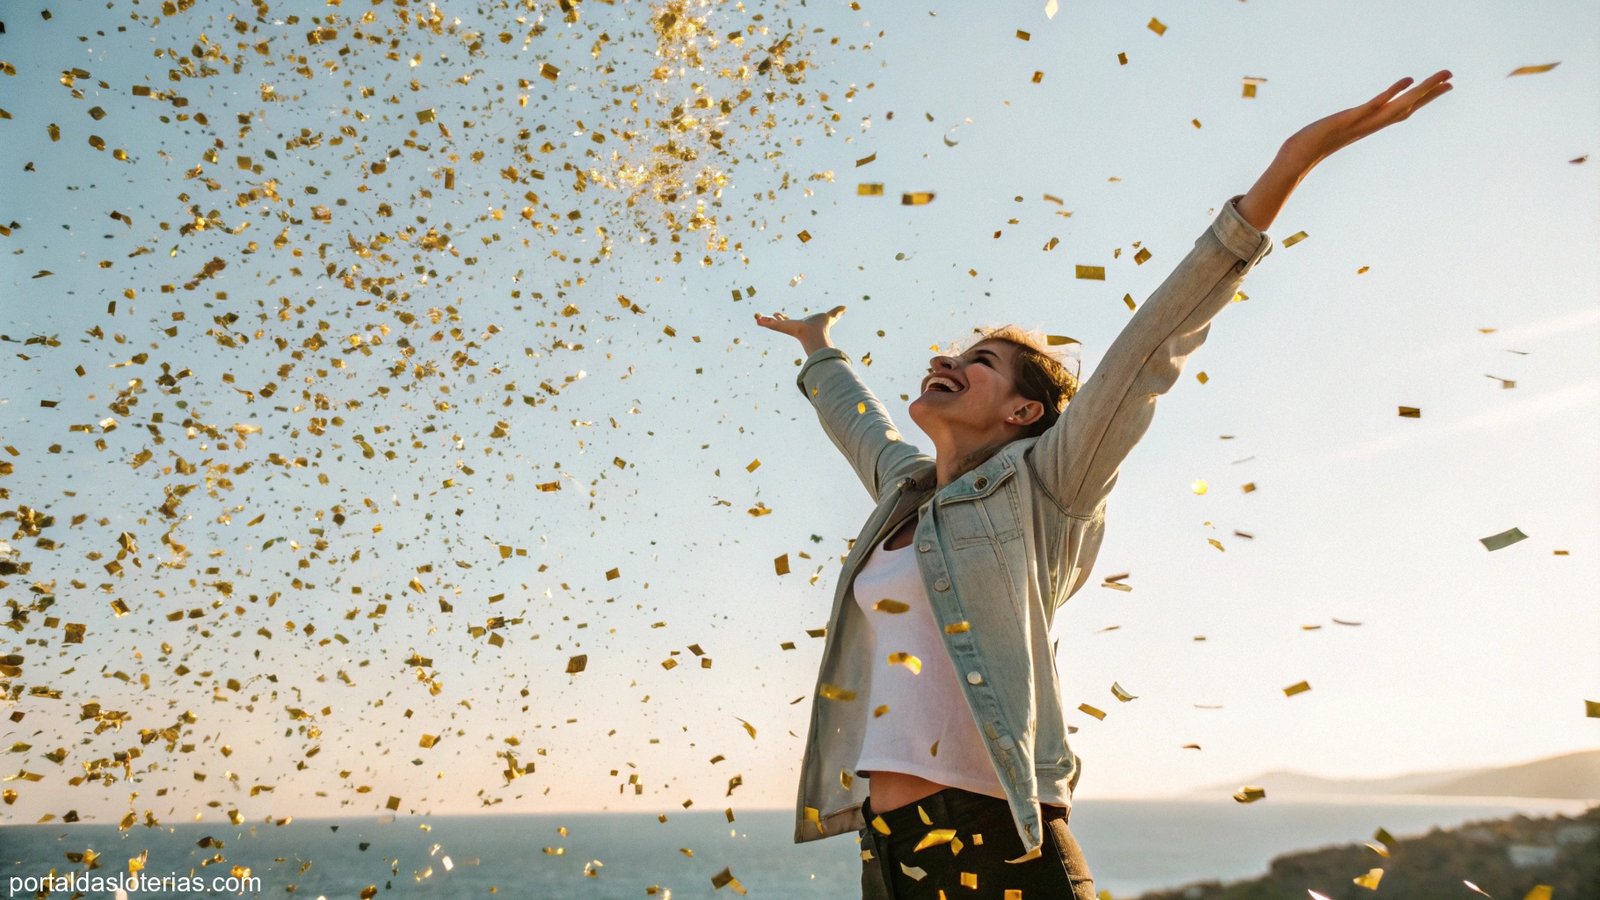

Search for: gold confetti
xmin=819 ymin=683 xmax=857 ymax=702
xmin=1524 ymin=887 xmax=1553 ymax=900
xmin=1192 ymin=118 xmax=1202 ymax=129
xmin=960 ymin=871 xmax=978 ymax=889
xmin=1242 ymin=76 xmax=1267 ymax=98
xmin=1015 ymin=30 xmax=1031 ymax=41
xmin=901 ymin=191 xmax=935 ymax=205
xmin=1507 ymin=63 xmax=1559 ymax=77
xmin=874 ymin=599 xmax=910 ymax=613
xmin=1110 ymin=682 xmax=1138 ymax=702
xmin=797 ymin=230 xmax=811 ymax=243
xmin=1078 ymin=703 xmax=1106 ymax=721
xmin=745 ymin=458 xmax=761 ymax=472
xmin=1117 ymin=52 xmax=1128 ymax=66
xmin=1032 ymin=71 xmax=1044 ymax=84
xmin=899 ymin=862 xmax=928 ymax=881
xmin=1191 ymin=479 xmax=1208 ymax=494
xmin=1074 ymin=265 xmax=1105 ymax=280
xmin=1585 ymin=699 xmax=1600 ymax=718
xmin=857 ymin=183 xmax=884 ymax=196
xmin=1353 ymin=868 xmax=1383 ymax=890
xmin=1398 ymin=406 xmax=1421 ymax=418
xmin=887 ymin=652 xmax=922 ymax=674
xmin=416 ymin=108 xmax=436 ymax=124
xmin=710 ymin=867 xmax=747 ymax=895
xmin=1357 ymin=265 xmax=1371 ymax=274
xmin=1283 ymin=680 xmax=1311 ymax=697
xmin=774 ymin=554 xmax=790 ymax=575
xmin=914 ymin=828 xmax=958 ymax=851
xmin=1464 ymin=881 xmax=1492 ymax=897
xmin=856 ymin=152 xmax=877 ymax=167
xmin=1233 ymin=785 xmax=1266 ymax=803
xmin=1044 ymin=0 xmax=1060 ymax=18
xmin=1479 ymin=527 xmax=1528 ymax=551
xmin=1147 ymin=17 xmax=1167 ymax=35
xmin=1133 ymin=247 xmax=1152 ymax=265
xmin=566 ymin=655 xmax=588 ymax=675
xmin=944 ymin=621 xmax=970 ymax=634
xmin=1282 ymin=230 xmax=1309 ymax=248
xmin=871 ymin=815 xmax=891 ymax=835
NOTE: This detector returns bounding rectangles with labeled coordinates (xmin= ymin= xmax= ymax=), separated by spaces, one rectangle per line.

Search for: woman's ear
xmin=1010 ymin=401 xmax=1045 ymax=426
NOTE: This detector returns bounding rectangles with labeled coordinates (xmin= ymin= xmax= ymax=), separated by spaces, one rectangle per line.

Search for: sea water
xmin=2 ymin=797 xmax=1587 ymax=898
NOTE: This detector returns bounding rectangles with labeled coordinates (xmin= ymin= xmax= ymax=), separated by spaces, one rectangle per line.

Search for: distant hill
xmin=1203 ymin=749 xmax=1600 ymax=801
xmin=1138 ymin=804 xmax=1600 ymax=900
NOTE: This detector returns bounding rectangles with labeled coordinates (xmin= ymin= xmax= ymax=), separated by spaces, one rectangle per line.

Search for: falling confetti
xmin=1479 ymin=527 xmax=1529 ymax=552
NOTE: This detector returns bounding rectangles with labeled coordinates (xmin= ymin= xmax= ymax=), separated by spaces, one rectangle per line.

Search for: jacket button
xmin=933 ymin=577 xmax=950 ymax=592
xmin=974 ymin=477 xmax=988 ymax=490
xmin=966 ymin=671 xmax=983 ymax=685
xmin=917 ymin=542 xmax=931 ymax=552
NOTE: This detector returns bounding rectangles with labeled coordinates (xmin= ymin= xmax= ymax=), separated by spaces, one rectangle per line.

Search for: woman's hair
xmin=965 ymin=324 xmax=1081 ymax=440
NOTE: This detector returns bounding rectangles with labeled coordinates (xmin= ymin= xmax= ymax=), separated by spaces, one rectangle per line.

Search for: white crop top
xmin=850 ymin=523 xmax=1008 ymax=800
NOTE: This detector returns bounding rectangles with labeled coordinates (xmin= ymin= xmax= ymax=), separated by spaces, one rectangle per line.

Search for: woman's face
xmin=908 ymin=338 xmax=1034 ymax=439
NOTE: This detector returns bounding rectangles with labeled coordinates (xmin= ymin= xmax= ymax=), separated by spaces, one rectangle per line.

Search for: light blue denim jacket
xmin=790 ymin=196 xmax=1273 ymax=855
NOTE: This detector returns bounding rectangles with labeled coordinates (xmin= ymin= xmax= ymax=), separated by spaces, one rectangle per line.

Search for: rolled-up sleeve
xmin=1028 ymin=195 xmax=1273 ymax=516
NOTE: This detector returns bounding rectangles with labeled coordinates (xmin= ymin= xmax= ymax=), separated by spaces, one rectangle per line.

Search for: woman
xmin=756 ymin=71 xmax=1453 ymax=900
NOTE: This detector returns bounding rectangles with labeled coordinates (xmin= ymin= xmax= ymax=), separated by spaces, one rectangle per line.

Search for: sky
xmin=1 ymin=0 xmax=1596 ymax=829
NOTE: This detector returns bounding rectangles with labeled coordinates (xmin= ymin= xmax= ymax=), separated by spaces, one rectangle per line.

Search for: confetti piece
xmin=901 ymin=191 xmax=935 ymax=205
xmin=1015 ymin=30 xmax=1031 ymax=41
xmin=774 ymin=554 xmax=791 ymax=575
xmin=1191 ymin=479 xmax=1208 ymax=495
xmin=1078 ymin=703 xmax=1106 ymax=720
xmin=960 ymin=871 xmax=978 ymax=888
xmin=874 ymin=599 xmax=910 ymax=614
xmin=944 ymin=621 xmax=971 ymax=634
xmin=1074 ymin=265 xmax=1105 ymax=280
xmin=1182 ymin=743 xmax=1202 ymax=750
xmin=871 ymin=815 xmax=892 ymax=835
xmin=899 ymin=862 xmax=928 ymax=881
xmin=1282 ymin=231 xmax=1309 ymax=248
xmin=1241 ymin=482 xmax=1257 ymax=493
xmin=820 ymin=684 xmax=857 ymax=702
xmin=914 ymin=828 xmax=958 ymax=851
xmin=1147 ymin=17 xmax=1167 ymax=35
xmin=1479 ymin=527 xmax=1528 ymax=551
xmin=1044 ymin=0 xmax=1059 ymax=19
xmin=1585 ymin=699 xmax=1600 ymax=718
xmin=1353 ymin=868 xmax=1383 ymax=890
xmin=1283 ymin=680 xmax=1311 ymax=697
xmin=1134 ymin=247 xmax=1152 ymax=265
xmin=888 ymin=652 xmax=922 ymax=674
xmin=1032 ymin=71 xmax=1044 ymax=84
xmin=857 ymin=183 xmax=884 ymax=196
xmin=710 ymin=867 xmax=747 ymax=895
xmin=1464 ymin=881 xmax=1492 ymax=897
xmin=1242 ymin=76 xmax=1267 ymax=98
xmin=566 ymin=655 xmax=587 ymax=674
xmin=1233 ymin=786 xmax=1266 ymax=803
xmin=1110 ymin=682 xmax=1138 ymax=702
xmin=1524 ymin=887 xmax=1553 ymax=900
xmin=856 ymin=153 xmax=877 ymax=167
xmin=1117 ymin=52 xmax=1128 ymax=66
xmin=1398 ymin=406 xmax=1421 ymax=418
xmin=1507 ymin=63 xmax=1559 ymax=77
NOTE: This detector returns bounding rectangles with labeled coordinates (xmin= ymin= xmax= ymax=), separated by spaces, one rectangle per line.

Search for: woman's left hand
xmin=1235 ymin=70 xmax=1454 ymax=231
xmin=1282 ymin=70 xmax=1453 ymax=166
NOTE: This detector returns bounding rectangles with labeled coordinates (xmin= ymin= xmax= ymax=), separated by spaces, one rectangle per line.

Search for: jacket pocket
xmin=934 ymin=465 xmax=1020 ymax=547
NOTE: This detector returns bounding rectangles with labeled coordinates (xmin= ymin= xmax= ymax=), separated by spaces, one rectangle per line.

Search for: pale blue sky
xmin=2 ymin=0 xmax=1596 ymax=825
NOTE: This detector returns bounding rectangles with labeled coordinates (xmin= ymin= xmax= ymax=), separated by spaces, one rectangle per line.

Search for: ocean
xmin=2 ymin=797 xmax=1588 ymax=899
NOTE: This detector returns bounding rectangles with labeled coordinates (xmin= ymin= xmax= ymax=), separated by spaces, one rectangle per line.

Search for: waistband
xmin=863 ymin=787 xmax=1066 ymax=843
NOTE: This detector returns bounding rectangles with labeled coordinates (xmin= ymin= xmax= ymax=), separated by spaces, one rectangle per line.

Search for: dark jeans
xmin=859 ymin=787 xmax=1096 ymax=899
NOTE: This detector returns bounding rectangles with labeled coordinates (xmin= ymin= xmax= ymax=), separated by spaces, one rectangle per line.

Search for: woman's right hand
xmin=753 ymin=305 xmax=847 ymax=356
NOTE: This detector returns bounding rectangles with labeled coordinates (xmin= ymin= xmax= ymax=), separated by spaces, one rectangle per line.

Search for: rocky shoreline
xmin=1137 ymin=804 xmax=1600 ymax=900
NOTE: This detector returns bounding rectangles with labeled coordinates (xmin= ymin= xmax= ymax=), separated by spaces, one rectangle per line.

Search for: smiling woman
xmin=754 ymin=69 xmax=1454 ymax=900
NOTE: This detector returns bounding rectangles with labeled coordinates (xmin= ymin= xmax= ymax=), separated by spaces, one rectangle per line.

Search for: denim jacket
xmin=790 ymin=196 xmax=1273 ymax=855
